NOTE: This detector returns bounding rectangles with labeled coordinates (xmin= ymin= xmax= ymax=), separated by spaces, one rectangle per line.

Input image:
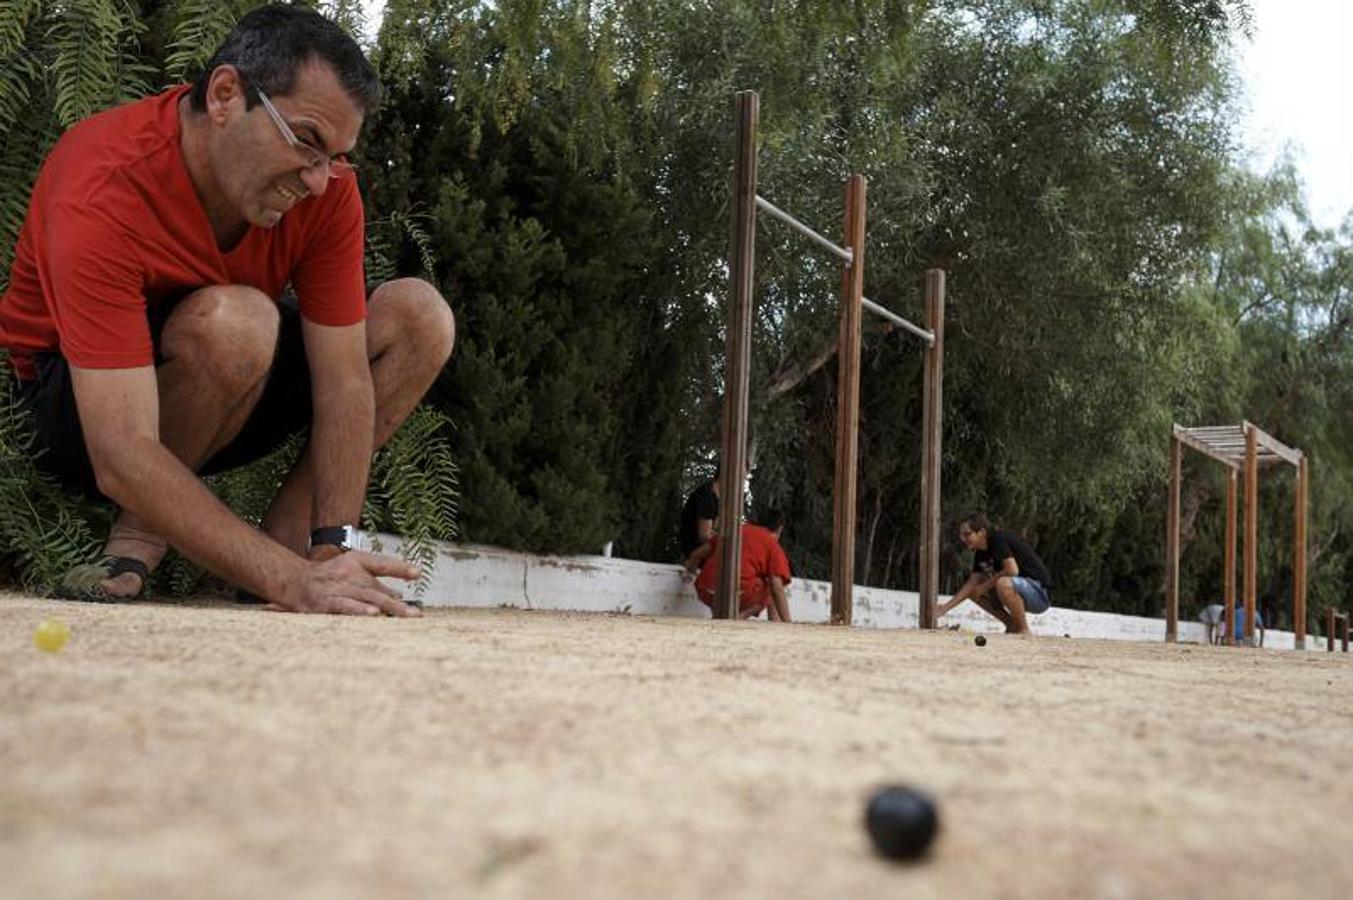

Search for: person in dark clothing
xmin=679 ymin=469 xmax=721 ymax=572
xmin=937 ymin=513 xmax=1053 ymax=634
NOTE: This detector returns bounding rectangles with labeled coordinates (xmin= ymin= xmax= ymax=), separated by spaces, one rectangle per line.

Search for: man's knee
xmin=369 ymin=277 xmax=455 ymax=366
xmin=160 ymin=286 xmax=279 ymax=387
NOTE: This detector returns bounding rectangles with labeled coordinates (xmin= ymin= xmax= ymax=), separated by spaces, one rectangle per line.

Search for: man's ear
xmin=204 ymin=65 xmax=246 ymax=125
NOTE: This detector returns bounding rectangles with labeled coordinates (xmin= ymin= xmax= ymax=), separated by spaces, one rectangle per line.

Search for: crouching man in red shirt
xmin=0 ymin=6 xmax=454 ymax=615
xmin=694 ymin=511 xmax=793 ymax=622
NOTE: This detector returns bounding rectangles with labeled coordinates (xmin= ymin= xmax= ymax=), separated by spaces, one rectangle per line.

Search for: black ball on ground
xmin=865 ymin=786 xmax=939 ymax=860
xmin=975 ymin=634 xmax=987 ymax=647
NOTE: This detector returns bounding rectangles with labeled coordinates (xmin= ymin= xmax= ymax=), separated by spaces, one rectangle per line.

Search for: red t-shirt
xmin=695 ymin=523 xmax=793 ymax=611
xmin=0 ymin=85 xmax=367 ymax=381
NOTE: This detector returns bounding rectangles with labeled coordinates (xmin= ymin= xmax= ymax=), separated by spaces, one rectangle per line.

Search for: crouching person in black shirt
xmin=937 ymin=513 xmax=1053 ymax=635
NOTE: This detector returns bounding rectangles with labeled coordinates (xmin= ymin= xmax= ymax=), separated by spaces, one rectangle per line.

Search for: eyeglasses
xmin=253 ymin=86 xmax=356 ymax=179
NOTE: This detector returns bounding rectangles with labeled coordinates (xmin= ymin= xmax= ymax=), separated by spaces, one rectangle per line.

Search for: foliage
xmin=364 ymin=405 xmax=461 ymax=596
xmin=0 ymin=355 xmax=106 ymax=589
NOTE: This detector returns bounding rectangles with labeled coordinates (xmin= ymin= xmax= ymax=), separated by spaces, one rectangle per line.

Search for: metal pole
xmin=1294 ymin=455 xmax=1307 ymax=649
xmin=861 ymin=297 xmax=934 ymax=344
xmin=716 ymin=91 xmax=758 ymax=620
xmin=755 ymin=195 xmax=854 ymax=263
xmin=1224 ymin=468 xmax=1237 ymax=646
xmin=918 ymin=270 xmax=945 ymax=629
xmin=1244 ymin=425 xmax=1259 ymax=646
xmin=1166 ymin=433 xmax=1181 ymax=643
xmin=830 ymin=175 xmax=866 ymax=625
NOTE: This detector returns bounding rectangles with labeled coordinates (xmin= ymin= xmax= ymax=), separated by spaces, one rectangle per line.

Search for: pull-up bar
xmin=862 ymin=297 xmax=935 ymax=345
xmin=755 ymin=195 xmax=854 ymax=263
xmin=756 ymin=196 xmax=935 ymax=344
xmin=718 ymin=89 xmax=946 ymax=628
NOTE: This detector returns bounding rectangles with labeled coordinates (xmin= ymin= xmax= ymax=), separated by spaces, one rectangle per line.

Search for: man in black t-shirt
xmin=937 ymin=512 xmax=1053 ymax=634
xmin=679 ymin=469 xmax=721 ymax=572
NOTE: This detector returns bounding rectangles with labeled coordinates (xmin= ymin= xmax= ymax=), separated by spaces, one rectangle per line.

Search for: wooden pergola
xmin=1166 ymin=423 xmax=1308 ymax=648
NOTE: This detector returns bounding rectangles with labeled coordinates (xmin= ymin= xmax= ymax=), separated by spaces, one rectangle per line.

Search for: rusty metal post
xmin=830 ymin=175 xmax=866 ymax=625
xmin=1294 ymin=455 xmax=1308 ymax=649
xmin=1243 ymin=425 xmax=1259 ymax=646
xmin=918 ymin=270 xmax=945 ymax=629
xmin=1166 ymin=434 xmax=1181 ymax=643
xmin=715 ymin=91 xmax=759 ymax=620
xmin=1224 ymin=468 xmax=1237 ymax=646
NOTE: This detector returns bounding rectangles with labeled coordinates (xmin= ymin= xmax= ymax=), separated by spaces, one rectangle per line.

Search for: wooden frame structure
xmin=1166 ymin=423 xmax=1308 ymax=648
xmin=717 ymin=90 xmax=946 ymax=625
xmin=1328 ymin=610 xmax=1349 ymax=653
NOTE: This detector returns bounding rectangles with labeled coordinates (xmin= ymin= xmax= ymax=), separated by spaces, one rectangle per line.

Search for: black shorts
xmin=13 ymin=295 xmax=313 ymax=500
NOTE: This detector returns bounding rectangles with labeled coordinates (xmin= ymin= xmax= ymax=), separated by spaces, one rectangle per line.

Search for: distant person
xmin=936 ymin=513 xmax=1052 ymax=634
xmin=1199 ymin=603 xmax=1265 ymax=647
xmin=1198 ymin=604 xmax=1226 ymax=645
xmin=694 ymin=511 xmax=792 ymax=622
xmin=679 ymin=467 xmax=721 ymax=572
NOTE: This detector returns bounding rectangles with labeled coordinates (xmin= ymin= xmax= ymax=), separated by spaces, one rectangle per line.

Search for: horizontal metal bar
xmin=862 ymin=296 xmax=934 ymax=344
xmin=755 ymin=195 xmax=854 ymax=263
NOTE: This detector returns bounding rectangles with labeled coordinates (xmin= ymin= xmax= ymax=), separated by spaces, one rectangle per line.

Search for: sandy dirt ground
xmin=2 ymin=592 xmax=1352 ymax=900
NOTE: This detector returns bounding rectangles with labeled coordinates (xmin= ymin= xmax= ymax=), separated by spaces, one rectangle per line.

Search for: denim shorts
xmin=1010 ymin=577 xmax=1051 ymax=614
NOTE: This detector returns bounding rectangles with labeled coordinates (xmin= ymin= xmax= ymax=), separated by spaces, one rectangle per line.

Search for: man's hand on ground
xmin=275 ymin=551 xmax=422 ymax=617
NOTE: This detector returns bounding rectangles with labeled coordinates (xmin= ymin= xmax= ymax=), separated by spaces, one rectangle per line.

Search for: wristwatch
xmin=310 ymin=524 xmax=357 ymax=552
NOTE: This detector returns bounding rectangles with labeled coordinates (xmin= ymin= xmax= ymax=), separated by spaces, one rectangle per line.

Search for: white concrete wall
xmin=358 ymin=533 xmax=1330 ymax=652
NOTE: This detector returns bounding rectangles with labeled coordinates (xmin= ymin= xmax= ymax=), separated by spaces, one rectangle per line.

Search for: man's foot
xmin=99 ymin=568 xmax=148 ymax=599
xmin=98 ymin=522 xmax=169 ymax=599
xmin=55 ymin=557 xmax=152 ymax=603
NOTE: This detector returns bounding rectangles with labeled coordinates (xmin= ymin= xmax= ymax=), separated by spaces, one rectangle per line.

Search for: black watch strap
xmin=311 ymin=525 xmax=355 ymax=551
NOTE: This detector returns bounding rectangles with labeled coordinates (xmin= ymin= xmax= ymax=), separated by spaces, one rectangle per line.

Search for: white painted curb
xmin=358 ymin=533 xmax=1330 ymax=651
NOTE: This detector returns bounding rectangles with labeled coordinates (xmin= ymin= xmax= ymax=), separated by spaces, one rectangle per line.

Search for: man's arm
xmin=936 ymin=572 xmax=992 ymax=617
xmin=684 ymin=517 xmax=718 ymax=571
xmin=301 ymin=319 xmax=376 ymax=551
xmin=768 ymin=575 xmax=791 ymax=623
xmin=71 ymin=365 xmax=417 ymax=614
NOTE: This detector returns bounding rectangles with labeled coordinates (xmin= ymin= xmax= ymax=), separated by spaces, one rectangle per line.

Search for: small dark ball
xmin=865 ymin=786 xmax=939 ymax=860
xmin=975 ymin=635 xmax=987 ymax=647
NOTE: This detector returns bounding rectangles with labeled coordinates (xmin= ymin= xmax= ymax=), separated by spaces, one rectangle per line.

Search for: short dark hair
xmin=754 ymin=508 xmax=785 ymax=532
xmin=189 ymin=5 xmax=381 ymax=115
xmin=960 ymin=512 xmax=989 ymax=534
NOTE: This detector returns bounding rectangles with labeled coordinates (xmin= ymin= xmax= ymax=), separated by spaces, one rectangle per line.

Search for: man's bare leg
xmin=994 ymin=576 xmax=1031 ymax=634
xmin=99 ymin=288 xmax=281 ymax=597
xmin=961 ymin=579 xmax=1018 ymax=631
xmin=971 ymin=593 xmax=1018 ymax=631
xmin=261 ymin=278 xmax=455 ymax=552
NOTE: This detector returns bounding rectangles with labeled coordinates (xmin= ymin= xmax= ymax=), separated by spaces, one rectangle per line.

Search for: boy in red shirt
xmin=695 ymin=511 xmax=793 ymax=622
xmin=0 ymin=6 xmax=454 ymax=614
